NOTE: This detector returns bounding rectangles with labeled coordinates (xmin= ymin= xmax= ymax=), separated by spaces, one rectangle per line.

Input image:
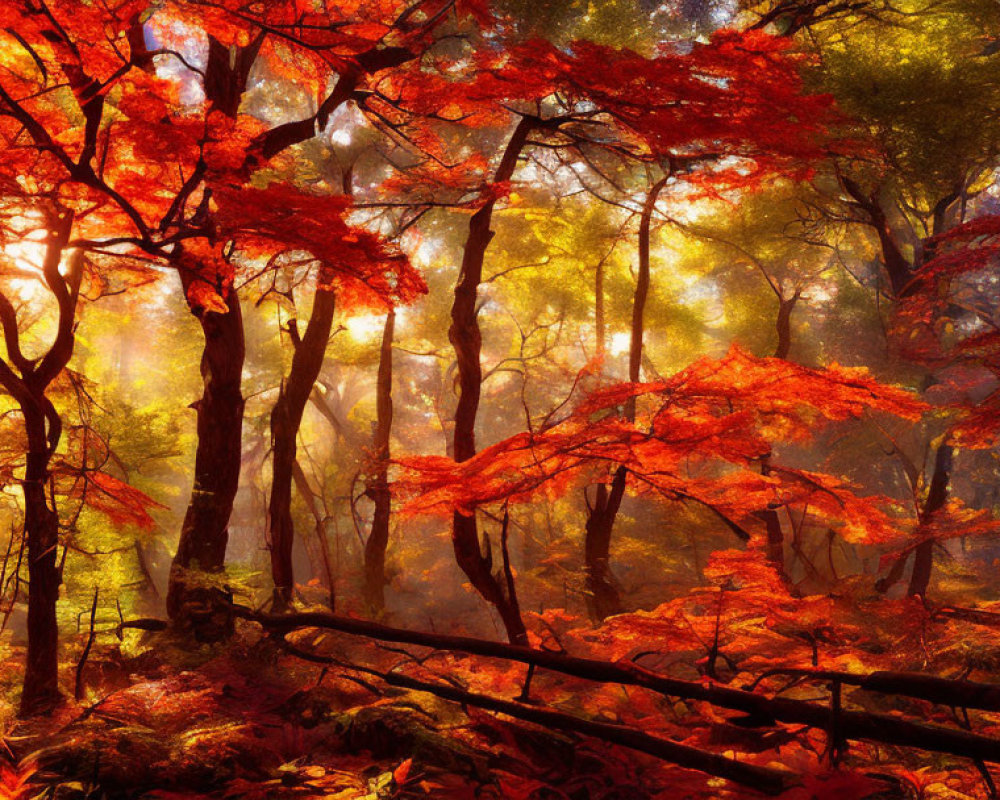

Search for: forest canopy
xmin=1 ymin=1 xmax=1000 ymax=798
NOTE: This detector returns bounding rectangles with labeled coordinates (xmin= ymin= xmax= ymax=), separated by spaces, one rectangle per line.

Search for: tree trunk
xmin=773 ymin=291 xmax=799 ymax=361
xmin=167 ymin=33 xmax=372 ymax=621
xmin=291 ymin=459 xmax=336 ymax=609
xmin=449 ymin=118 xmax=534 ymax=645
xmin=268 ymin=288 xmax=337 ymax=612
xmin=902 ymin=188 xmax=965 ymax=593
xmin=364 ymin=311 xmax=395 ymax=615
xmin=584 ymin=470 xmax=627 ymax=621
xmin=595 ymin=256 xmax=606 ymax=362
xmin=0 ymin=213 xmax=79 ymax=716
xmin=755 ymin=457 xmax=786 ymax=570
xmin=759 ymin=294 xmax=799 ymax=571
xmin=167 ymin=283 xmax=246 ymax=624
xmin=167 ymin=35 xmax=260 ymax=626
xmin=840 ymin=176 xmax=912 ymax=297
xmin=907 ymin=443 xmax=952 ymax=598
xmin=20 ymin=410 xmax=61 ymax=716
xmin=583 ymin=176 xmax=667 ymax=622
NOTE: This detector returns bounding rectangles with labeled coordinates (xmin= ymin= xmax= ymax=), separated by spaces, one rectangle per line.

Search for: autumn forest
xmin=2 ymin=0 xmax=1000 ymax=797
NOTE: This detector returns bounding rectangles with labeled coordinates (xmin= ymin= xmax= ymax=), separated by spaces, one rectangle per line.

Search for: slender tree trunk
xmin=582 ymin=247 xmax=618 ymax=619
xmin=773 ymin=291 xmax=799 ymax=361
xmin=0 ymin=212 xmax=79 ymax=715
xmin=291 ymin=459 xmax=336 ymax=610
xmin=625 ymin=180 xmax=668 ymax=403
xmin=364 ymin=311 xmax=395 ymax=614
xmin=167 ymin=283 xmax=246 ymax=622
xmin=875 ymin=187 xmax=962 ymax=595
xmin=876 ymin=441 xmax=956 ymax=597
xmin=166 ymin=33 xmax=375 ymax=623
xmin=595 ymin=257 xmax=606 ymax=362
xmin=759 ymin=458 xmax=785 ymax=568
xmin=268 ymin=288 xmax=336 ymax=611
xmin=583 ymin=176 xmax=668 ymax=622
xmin=584 ymin=470 xmax=627 ymax=620
xmin=449 ymin=118 xmax=534 ymax=645
xmin=901 ymin=191 xmax=966 ymax=592
xmin=907 ymin=443 xmax=952 ymax=597
xmin=840 ymin=177 xmax=912 ymax=297
xmin=759 ymin=291 xmax=800 ymax=570
xmin=873 ymin=213 xmax=912 ymax=297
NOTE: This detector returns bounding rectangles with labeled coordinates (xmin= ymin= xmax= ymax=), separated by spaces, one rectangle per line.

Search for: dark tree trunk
xmin=449 ymin=118 xmax=534 ymax=645
xmin=840 ymin=176 xmax=912 ymax=297
xmin=583 ymin=176 xmax=667 ymax=622
xmin=20 ymin=411 xmax=61 ymax=716
xmin=292 ymin=459 xmax=336 ymax=610
xmin=907 ymin=443 xmax=952 ymax=598
xmin=204 ymin=36 xmax=261 ymax=118
xmin=929 ymin=183 xmax=963 ymax=241
xmin=625 ymin=179 xmax=668 ymax=401
xmin=762 ymin=505 xmax=785 ymax=566
xmin=758 ymin=293 xmax=800 ymax=571
xmin=902 ymin=189 xmax=964 ymax=593
xmin=595 ymin=256 xmax=606 ymax=362
xmin=907 ymin=542 xmax=933 ymax=600
xmin=268 ymin=288 xmax=337 ymax=612
xmin=863 ymin=183 xmax=961 ymax=594
xmin=167 ymin=35 xmax=262 ymax=624
xmin=364 ymin=311 xmax=395 ymax=614
xmin=773 ymin=290 xmax=800 ymax=361
xmin=0 ymin=212 xmax=78 ymax=715
xmin=584 ymin=469 xmax=627 ymax=621
xmin=757 ymin=457 xmax=786 ymax=570
xmin=167 ymin=283 xmax=246 ymax=623
xmin=582 ymin=245 xmax=619 ymax=619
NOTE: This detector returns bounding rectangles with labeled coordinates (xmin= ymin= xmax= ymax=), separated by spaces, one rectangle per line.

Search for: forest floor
xmin=0 ymin=623 xmax=680 ymax=800
xmin=2 ymin=588 xmax=998 ymax=800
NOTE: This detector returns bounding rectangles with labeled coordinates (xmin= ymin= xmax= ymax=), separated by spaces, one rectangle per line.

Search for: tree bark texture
xmin=168 ymin=282 xmax=246 ymax=623
xmin=167 ymin=35 xmax=259 ymax=623
xmin=364 ymin=311 xmax=395 ymax=614
xmin=0 ymin=211 xmax=79 ymax=715
xmin=268 ymin=289 xmax=337 ymax=611
xmin=907 ymin=442 xmax=953 ymax=597
xmin=448 ymin=117 xmax=535 ymax=645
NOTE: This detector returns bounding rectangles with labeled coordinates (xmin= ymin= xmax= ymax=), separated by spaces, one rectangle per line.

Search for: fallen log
xmin=749 ymin=668 xmax=1000 ymax=712
xmin=384 ymin=668 xmax=799 ymax=794
xmin=232 ymin=605 xmax=1000 ymax=764
xmin=280 ymin=637 xmax=796 ymax=795
xmin=933 ymin=605 xmax=1000 ymax=629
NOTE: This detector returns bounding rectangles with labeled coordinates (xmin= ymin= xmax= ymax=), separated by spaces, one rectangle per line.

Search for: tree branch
xmin=229 ymin=605 xmax=1000 ymax=764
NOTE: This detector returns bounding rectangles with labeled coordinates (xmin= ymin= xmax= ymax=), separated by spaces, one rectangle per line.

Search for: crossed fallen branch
xmin=116 ymin=604 xmax=1000 ymax=796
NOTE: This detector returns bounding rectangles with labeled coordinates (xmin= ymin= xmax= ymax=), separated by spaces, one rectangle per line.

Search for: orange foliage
xmin=72 ymin=470 xmax=166 ymax=532
xmin=398 ymin=346 xmax=924 ymax=548
xmin=214 ymin=185 xmax=426 ymax=311
xmin=369 ymin=27 xmax=843 ymax=201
